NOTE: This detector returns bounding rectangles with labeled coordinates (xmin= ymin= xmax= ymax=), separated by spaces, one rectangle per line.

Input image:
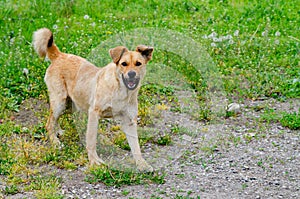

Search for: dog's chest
xmin=99 ymin=90 xmax=133 ymax=118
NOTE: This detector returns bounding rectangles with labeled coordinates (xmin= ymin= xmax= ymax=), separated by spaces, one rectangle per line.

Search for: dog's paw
xmin=49 ymin=135 xmax=62 ymax=147
xmin=136 ymin=159 xmax=153 ymax=172
xmin=88 ymin=151 xmax=105 ymax=166
xmin=89 ymin=157 xmax=105 ymax=166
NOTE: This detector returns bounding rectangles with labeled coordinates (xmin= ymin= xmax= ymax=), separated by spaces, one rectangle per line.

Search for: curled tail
xmin=33 ymin=28 xmax=60 ymax=60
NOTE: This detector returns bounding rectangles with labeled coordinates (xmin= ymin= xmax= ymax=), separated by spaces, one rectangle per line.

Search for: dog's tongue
xmin=128 ymin=81 xmax=135 ymax=88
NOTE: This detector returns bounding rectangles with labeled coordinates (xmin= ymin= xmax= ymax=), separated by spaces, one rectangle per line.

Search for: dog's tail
xmin=33 ymin=28 xmax=60 ymax=61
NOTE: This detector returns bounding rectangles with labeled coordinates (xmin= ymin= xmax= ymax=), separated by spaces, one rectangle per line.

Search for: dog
xmin=33 ymin=28 xmax=154 ymax=172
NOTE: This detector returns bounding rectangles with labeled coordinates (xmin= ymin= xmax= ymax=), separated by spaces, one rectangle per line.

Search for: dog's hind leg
xmin=46 ymin=98 xmax=67 ymax=145
xmin=45 ymin=75 xmax=68 ymax=145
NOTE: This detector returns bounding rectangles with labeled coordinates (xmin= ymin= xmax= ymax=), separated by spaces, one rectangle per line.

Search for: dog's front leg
xmin=121 ymin=117 xmax=153 ymax=172
xmin=86 ymin=108 xmax=104 ymax=165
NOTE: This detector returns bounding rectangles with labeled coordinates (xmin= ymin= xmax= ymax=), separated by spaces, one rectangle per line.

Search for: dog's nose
xmin=128 ymin=71 xmax=136 ymax=78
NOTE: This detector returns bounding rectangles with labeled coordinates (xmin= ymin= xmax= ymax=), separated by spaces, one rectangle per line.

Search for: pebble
xmin=182 ymin=134 xmax=192 ymax=142
xmin=227 ymin=103 xmax=241 ymax=112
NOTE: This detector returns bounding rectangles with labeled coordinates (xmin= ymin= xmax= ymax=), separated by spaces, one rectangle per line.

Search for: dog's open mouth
xmin=122 ymin=74 xmax=140 ymax=90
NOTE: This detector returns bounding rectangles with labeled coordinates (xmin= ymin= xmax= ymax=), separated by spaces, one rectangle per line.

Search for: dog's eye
xmin=121 ymin=62 xmax=127 ymax=67
xmin=136 ymin=61 xmax=142 ymax=66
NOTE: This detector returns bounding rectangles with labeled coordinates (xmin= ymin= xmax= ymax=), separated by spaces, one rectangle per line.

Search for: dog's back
xmin=33 ymin=28 xmax=100 ymax=112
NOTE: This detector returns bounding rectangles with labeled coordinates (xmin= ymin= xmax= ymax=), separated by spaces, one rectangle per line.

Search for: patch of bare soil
xmin=4 ymin=97 xmax=300 ymax=199
xmin=14 ymin=98 xmax=48 ymax=126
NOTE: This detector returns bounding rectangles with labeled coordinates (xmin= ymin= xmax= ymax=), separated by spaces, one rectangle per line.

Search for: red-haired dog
xmin=33 ymin=28 xmax=153 ymax=172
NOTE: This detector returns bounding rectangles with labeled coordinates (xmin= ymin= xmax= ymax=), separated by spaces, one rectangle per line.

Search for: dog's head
xmin=109 ymin=45 xmax=154 ymax=90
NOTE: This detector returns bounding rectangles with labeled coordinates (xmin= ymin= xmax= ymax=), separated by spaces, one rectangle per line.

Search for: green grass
xmin=3 ymin=184 xmax=19 ymax=195
xmin=280 ymin=110 xmax=300 ymax=130
xmin=260 ymin=108 xmax=300 ymax=130
xmin=25 ymin=175 xmax=63 ymax=199
xmin=138 ymin=83 xmax=179 ymax=126
xmin=86 ymin=166 xmax=165 ymax=187
xmin=0 ymin=0 xmax=299 ymax=197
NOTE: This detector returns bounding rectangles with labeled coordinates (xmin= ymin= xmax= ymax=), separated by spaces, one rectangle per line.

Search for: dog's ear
xmin=109 ymin=46 xmax=129 ymax=64
xmin=136 ymin=45 xmax=154 ymax=62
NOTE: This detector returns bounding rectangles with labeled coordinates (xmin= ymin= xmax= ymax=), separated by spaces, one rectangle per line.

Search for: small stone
xmin=182 ymin=134 xmax=192 ymax=142
xmin=227 ymin=103 xmax=241 ymax=112
xmin=274 ymin=181 xmax=280 ymax=186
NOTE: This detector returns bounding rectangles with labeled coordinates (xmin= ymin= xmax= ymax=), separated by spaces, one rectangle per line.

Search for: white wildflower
xmin=274 ymin=39 xmax=280 ymax=45
xmin=73 ymin=42 xmax=78 ymax=47
xmin=262 ymin=30 xmax=268 ymax=37
xmin=53 ymin=24 xmax=58 ymax=29
xmin=208 ymin=31 xmax=217 ymax=39
xmin=275 ymin=31 xmax=281 ymax=37
xmin=22 ymin=68 xmax=29 ymax=76
xmin=10 ymin=37 xmax=15 ymax=45
xmin=234 ymin=30 xmax=239 ymax=37
xmin=222 ymin=35 xmax=233 ymax=40
xmin=227 ymin=35 xmax=233 ymax=40
xmin=84 ymin=15 xmax=90 ymax=20
xmin=211 ymin=42 xmax=217 ymax=47
xmin=213 ymin=37 xmax=222 ymax=42
xmin=91 ymin=22 xmax=96 ymax=27
xmin=229 ymin=39 xmax=234 ymax=44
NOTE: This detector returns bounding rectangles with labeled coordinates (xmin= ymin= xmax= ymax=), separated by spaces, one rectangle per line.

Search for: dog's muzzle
xmin=122 ymin=74 xmax=140 ymax=90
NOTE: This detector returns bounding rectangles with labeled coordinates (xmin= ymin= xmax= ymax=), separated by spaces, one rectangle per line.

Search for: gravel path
xmin=2 ymin=98 xmax=299 ymax=199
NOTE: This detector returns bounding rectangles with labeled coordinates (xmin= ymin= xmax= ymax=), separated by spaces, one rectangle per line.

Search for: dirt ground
xmin=2 ymin=97 xmax=300 ymax=199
